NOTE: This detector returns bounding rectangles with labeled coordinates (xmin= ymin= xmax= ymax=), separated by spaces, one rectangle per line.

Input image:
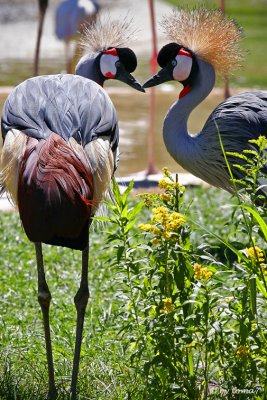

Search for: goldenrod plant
xmin=101 ymin=159 xmax=267 ymax=399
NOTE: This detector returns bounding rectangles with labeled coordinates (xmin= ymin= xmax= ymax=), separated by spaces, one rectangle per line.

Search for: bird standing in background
xmin=143 ymin=8 xmax=267 ymax=199
xmin=1 ymin=17 xmax=143 ymax=399
xmin=55 ymin=0 xmax=100 ymax=73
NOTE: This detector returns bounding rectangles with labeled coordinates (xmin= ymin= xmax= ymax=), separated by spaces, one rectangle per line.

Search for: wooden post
xmin=220 ymin=0 xmax=230 ymax=99
xmin=146 ymin=0 xmax=158 ymax=175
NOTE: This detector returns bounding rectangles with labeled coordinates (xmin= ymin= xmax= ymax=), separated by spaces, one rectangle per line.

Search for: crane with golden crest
xmin=1 ymin=16 xmax=143 ymax=399
xmin=143 ymin=8 xmax=267 ymax=200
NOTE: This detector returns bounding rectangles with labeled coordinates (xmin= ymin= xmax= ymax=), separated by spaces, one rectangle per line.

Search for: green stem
xmin=218 ymin=130 xmax=255 ymax=248
xmin=122 ymin=230 xmax=140 ymax=328
xmin=187 ymin=346 xmax=194 ymax=377
xmin=165 ymin=244 xmax=171 ymax=297
xmin=203 ymin=286 xmax=210 ymax=399
xmin=175 ymin=174 xmax=179 ymax=212
xmin=264 ymin=353 xmax=267 ymax=399
xmin=249 ymin=275 xmax=257 ymax=317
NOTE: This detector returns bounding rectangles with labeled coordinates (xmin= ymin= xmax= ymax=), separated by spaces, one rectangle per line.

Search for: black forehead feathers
xmin=157 ymin=43 xmax=182 ymax=67
xmin=157 ymin=42 xmax=194 ymax=68
xmin=115 ymin=47 xmax=137 ymax=72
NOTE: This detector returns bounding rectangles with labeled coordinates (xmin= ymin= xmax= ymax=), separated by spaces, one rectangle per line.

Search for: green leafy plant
xmin=102 ymin=154 xmax=267 ymax=399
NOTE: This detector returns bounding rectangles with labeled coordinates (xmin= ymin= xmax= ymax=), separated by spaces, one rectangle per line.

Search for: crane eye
xmin=115 ymin=61 xmax=121 ymax=68
xmin=171 ymin=60 xmax=177 ymax=67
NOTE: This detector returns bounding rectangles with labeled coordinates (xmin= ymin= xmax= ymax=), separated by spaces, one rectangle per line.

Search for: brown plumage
xmin=17 ymin=133 xmax=94 ymax=250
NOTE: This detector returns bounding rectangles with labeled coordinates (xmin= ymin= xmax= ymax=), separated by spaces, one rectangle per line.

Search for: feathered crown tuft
xmin=79 ymin=14 xmax=137 ymax=53
xmin=161 ymin=8 xmax=244 ymax=76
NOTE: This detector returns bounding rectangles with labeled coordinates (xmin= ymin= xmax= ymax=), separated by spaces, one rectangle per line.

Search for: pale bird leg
xmin=70 ymin=230 xmax=90 ymax=399
xmin=35 ymin=242 xmax=58 ymax=399
xmin=64 ymin=40 xmax=71 ymax=73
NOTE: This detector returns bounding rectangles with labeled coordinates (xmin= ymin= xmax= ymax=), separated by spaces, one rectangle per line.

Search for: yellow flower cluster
xmin=260 ymin=265 xmax=267 ymax=276
xmin=245 ymin=246 xmax=267 ymax=276
xmin=139 ymin=207 xmax=186 ymax=242
xmin=167 ymin=212 xmax=186 ymax=232
xmin=158 ymin=179 xmax=180 ymax=190
xmin=249 ymin=135 xmax=267 ymax=150
xmin=159 ymin=193 xmax=172 ymax=203
xmin=160 ymin=297 xmax=174 ymax=314
xmin=137 ymin=193 xmax=155 ymax=207
xmin=245 ymin=246 xmax=265 ymax=263
xmin=152 ymin=207 xmax=186 ymax=231
xmin=162 ymin=167 xmax=171 ymax=178
xmin=236 ymin=345 xmax=249 ymax=359
xmin=138 ymin=224 xmax=160 ymax=235
xmin=152 ymin=206 xmax=169 ymax=223
xmin=138 ymin=223 xmax=152 ymax=232
xmin=193 ymin=263 xmax=213 ymax=280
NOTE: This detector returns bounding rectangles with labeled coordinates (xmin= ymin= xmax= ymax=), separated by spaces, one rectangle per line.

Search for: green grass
xmin=2 ymin=177 xmax=267 ymax=399
xmin=0 ymin=59 xmax=66 ymax=88
xmin=0 ymin=185 xmax=238 ymax=399
xmin=0 ymin=213 xmax=129 ymax=399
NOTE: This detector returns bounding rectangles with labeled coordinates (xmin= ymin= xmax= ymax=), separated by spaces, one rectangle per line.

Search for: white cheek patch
xmin=100 ymin=54 xmax=119 ymax=78
xmin=173 ymin=54 xmax=193 ymax=81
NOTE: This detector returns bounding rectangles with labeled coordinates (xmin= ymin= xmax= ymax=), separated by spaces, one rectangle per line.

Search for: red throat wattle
xmin=177 ymin=48 xmax=192 ymax=99
xmin=179 ymin=85 xmax=191 ymax=99
xmin=104 ymin=71 xmax=116 ymax=78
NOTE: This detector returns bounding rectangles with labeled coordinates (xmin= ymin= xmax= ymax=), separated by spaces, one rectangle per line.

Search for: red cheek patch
xmin=178 ymin=48 xmax=192 ymax=58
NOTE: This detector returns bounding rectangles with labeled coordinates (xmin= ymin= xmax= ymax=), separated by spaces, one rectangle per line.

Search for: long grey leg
xmin=70 ymin=235 xmax=90 ymax=399
xmin=35 ymin=242 xmax=57 ymax=399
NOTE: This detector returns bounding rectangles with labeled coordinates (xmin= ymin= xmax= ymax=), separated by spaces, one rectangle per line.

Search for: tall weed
xmin=103 ymin=137 xmax=267 ymax=399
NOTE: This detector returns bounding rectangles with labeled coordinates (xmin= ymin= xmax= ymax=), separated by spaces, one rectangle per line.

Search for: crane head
xmin=143 ymin=43 xmax=198 ymax=97
xmin=100 ymin=47 xmax=145 ymax=92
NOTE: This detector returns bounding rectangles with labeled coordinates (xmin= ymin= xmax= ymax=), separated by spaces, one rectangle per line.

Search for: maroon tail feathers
xmin=17 ymin=133 xmax=94 ymax=250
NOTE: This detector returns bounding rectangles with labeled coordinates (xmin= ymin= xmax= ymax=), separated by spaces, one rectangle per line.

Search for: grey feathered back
xmin=203 ymin=91 xmax=267 ymax=150
xmin=1 ymin=74 xmax=119 ymax=150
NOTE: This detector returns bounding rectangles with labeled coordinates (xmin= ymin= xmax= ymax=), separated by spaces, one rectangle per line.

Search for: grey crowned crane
xmin=55 ymin=0 xmax=101 ymax=73
xmin=0 ymin=17 xmax=143 ymax=399
xmin=143 ymin=8 xmax=267 ymax=201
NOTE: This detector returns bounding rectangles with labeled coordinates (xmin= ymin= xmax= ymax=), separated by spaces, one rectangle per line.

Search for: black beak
xmin=116 ymin=64 xmax=145 ymax=93
xmin=143 ymin=65 xmax=174 ymax=88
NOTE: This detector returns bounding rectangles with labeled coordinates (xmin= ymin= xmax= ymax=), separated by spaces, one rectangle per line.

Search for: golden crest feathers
xmin=80 ymin=14 xmax=137 ymax=53
xmin=161 ymin=8 xmax=244 ymax=76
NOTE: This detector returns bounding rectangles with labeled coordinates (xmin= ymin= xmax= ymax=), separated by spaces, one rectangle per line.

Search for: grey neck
xmin=163 ymin=59 xmax=216 ymax=166
xmin=75 ymin=52 xmax=104 ymax=86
